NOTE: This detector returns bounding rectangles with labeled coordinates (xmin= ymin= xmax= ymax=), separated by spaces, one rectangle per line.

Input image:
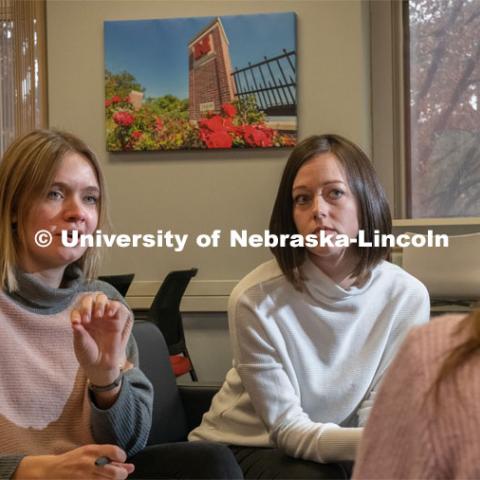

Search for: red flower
xmin=113 ymin=111 xmax=135 ymax=127
xmin=222 ymin=117 xmax=236 ymax=133
xmin=199 ymin=115 xmax=224 ymax=132
xmin=202 ymin=130 xmax=233 ymax=149
xmin=222 ymin=103 xmax=237 ymax=118
xmin=198 ymin=114 xmax=236 ymax=148
xmin=111 ymin=95 xmax=121 ymax=104
xmin=132 ymin=130 xmax=142 ymax=140
xmin=155 ymin=117 xmax=164 ymax=131
xmin=199 ymin=115 xmax=237 ymax=135
xmin=243 ymin=125 xmax=273 ymax=147
xmin=105 ymin=99 xmax=112 ymax=108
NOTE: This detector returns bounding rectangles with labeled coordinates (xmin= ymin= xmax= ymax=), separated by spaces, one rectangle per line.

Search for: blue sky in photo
xmin=104 ymin=12 xmax=296 ymax=100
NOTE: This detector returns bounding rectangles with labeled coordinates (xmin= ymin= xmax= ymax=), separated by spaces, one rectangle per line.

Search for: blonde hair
xmin=0 ymin=129 xmax=110 ymax=291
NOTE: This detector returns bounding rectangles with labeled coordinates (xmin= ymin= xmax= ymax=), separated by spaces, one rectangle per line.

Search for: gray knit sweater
xmin=0 ymin=266 xmax=153 ymax=480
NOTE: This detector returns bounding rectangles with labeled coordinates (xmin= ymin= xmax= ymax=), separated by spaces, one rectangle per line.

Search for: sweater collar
xmin=301 ymin=255 xmax=374 ymax=301
xmin=8 ymin=265 xmax=84 ymax=312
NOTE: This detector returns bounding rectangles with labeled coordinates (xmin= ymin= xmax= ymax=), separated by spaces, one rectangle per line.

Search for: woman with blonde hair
xmin=0 ymin=129 xmax=148 ymax=479
xmin=353 ymin=310 xmax=480 ymax=479
xmin=0 ymin=129 xmax=242 ymax=480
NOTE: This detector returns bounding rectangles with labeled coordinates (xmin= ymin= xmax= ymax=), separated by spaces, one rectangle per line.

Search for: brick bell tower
xmin=188 ymin=17 xmax=236 ymax=121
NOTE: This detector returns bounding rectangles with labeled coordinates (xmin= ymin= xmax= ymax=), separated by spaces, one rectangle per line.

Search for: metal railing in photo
xmin=231 ymin=49 xmax=296 ymax=117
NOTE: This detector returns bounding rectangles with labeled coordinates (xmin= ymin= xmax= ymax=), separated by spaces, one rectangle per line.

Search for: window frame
xmin=370 ymin=0 xmax=480 ymax=227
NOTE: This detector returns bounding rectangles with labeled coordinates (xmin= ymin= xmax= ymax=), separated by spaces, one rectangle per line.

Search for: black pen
xmin=95 ymin=456 xmax=112 ymax=467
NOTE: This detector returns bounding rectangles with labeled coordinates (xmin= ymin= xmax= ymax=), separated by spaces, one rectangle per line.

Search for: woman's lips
xmin=55 ymin=230 xmax=83 ymax=240
xmin=313 ymin=227 xmax=337 ymax=235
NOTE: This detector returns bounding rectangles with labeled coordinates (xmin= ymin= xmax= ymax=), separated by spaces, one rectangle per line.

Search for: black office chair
xmin=148 ymin=268 xmax=198 ymax=381
xmin=98 ymin=273 xmax=135 ymax=297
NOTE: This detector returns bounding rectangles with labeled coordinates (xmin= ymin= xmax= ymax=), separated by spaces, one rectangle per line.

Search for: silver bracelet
xmin=88 ymin=370 xmax=123 ymax=393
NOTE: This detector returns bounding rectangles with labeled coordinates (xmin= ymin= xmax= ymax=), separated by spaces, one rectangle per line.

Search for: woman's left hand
xmin=71 ymin=293 xmax=132 ymax=387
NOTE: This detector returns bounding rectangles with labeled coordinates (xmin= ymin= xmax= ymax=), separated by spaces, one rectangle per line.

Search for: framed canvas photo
xmin=104 ymin=12 xmax=297 ymax=151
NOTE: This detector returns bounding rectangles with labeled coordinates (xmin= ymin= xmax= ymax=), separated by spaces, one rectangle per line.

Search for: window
xmin=0 ymin=0 xmax=47 ymax=156
xmin=406 ymin=0 xmax=480 ymax=219
xmin=371 ymin=0 xmax=480 ymax=222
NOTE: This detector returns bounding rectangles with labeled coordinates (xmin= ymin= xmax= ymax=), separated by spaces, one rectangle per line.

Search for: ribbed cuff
xmin=318 ymin=426 xmax=363 ymax=462
xmin=89 ymin=370 xmax=136 ymax=445
xmin=89 ymin=368 xmax=152 ymax=457
xmin=0 ymin=455 xmax=26 ymax=480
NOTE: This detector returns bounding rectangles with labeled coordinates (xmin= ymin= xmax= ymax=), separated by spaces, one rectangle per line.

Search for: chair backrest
xmin=147 ymin=268 xmax=198 ymax=355
xmin=98 ymin=273 xmax=135 ymax=297
xmin=132 ymin=320 xmax=189 ymax=444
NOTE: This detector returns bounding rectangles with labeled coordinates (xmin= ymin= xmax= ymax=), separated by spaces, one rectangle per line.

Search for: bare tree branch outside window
xmin=407 ymin=0 xmax=480 ymax=218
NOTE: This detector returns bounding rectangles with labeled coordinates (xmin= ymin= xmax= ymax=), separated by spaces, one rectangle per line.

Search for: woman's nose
xmin=313 ymin=194 xmax=328 ymax=219
xmin=64 ymin=197 xmax=86 ymax=222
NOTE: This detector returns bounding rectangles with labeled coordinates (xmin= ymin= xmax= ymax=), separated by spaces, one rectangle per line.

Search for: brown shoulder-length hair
xmin=269 ymin=134 xmax=392 ymax=289
xmin=431 ymin=310 xmax=480 ymax=404
xmin=0 ymin=129 xmax=110 ymax=291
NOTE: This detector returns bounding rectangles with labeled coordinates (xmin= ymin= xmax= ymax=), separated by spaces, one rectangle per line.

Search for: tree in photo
xmin=105 ymin=69 xmax=145 ymax=99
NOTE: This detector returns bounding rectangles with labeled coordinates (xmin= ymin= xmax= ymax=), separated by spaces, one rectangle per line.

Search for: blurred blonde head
xmin=0 ymin=129 xmax=110 ymax=291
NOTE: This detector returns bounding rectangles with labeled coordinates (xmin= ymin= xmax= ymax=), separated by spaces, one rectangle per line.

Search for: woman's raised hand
xmin=71 ymin=293 xmax=132 ymax=387
xmin=13 ymin=444 xmax=134 ymax=479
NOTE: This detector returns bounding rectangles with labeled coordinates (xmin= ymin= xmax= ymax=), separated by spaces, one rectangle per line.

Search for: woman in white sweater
xmin=189 ymin=134 xmax=430 ymax=478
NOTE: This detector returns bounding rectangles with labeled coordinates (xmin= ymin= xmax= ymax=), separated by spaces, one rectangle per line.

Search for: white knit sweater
xmin=189 ymin=257 xmax=430 ymax=463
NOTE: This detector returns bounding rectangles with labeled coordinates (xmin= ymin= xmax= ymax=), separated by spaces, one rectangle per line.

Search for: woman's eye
xmin=84 ymin=195 xmax=99 ymax=205
xmin=294 ymin=194 xmax=311 ymax=205
xmin=328 ymin=189 xmax=345 ymax=200
xmin=47 ymin=190 xmax=63 ymax=200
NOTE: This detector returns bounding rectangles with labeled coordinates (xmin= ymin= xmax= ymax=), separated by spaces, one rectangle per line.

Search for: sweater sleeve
xmin=230 ymin=295 xmax=362 ymax=463
xmin=89 ymin=334 xmax=153 ymax=457
xmin=84 ymin=280 xmax=153 ymax=457
xmin=0 ymin=455 xmax=25 ymax=480
xmin=352 ymin=327 xmax=436 ymax=479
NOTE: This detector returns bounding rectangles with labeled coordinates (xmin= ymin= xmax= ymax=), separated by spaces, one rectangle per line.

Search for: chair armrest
xmin=179 ymin=384 xmax=220 ymax=431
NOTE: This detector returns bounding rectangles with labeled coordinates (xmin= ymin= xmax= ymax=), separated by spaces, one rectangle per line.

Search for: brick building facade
xmin=188 ymin=18 xmax=236 ymax=121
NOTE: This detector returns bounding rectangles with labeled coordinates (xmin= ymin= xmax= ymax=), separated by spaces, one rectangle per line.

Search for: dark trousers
xmin=230 ymin=446 xmax=353 ymax=479
xmin=130 ymin=441 xmax=244 ymax=479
